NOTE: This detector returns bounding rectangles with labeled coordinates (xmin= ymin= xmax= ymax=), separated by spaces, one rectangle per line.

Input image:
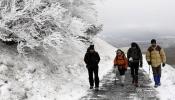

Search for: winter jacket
xmin=84 ymin=51 xmax=100 ymax=68
xmin=114 ymin=53 xmax=128 ymax=70
xmin=146 ymin=45 xmax=166 ymax=67
xmin=127 ymin=48 xmax=142 ymax=63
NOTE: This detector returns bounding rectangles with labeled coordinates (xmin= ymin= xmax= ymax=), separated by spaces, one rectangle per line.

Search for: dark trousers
xmin=152 ymin=65 xmax=161 ymax=76
xmin=88 ymin=67 xmax=99 ymax=87
xmin=118 ymin=68 xmax=125 ymax=76
xmin=152 ymin=65 xmax=161 ymax=85
xmin=130 ymin=62 xmax=139 ymax=83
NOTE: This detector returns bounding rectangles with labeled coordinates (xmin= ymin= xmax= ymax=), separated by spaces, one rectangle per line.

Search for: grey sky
xmin=96 ymin=0 xmax=175 ymax=36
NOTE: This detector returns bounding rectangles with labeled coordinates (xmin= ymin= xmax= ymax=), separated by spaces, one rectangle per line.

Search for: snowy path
xmin=80 ymin=68 xmax=159 ymax=100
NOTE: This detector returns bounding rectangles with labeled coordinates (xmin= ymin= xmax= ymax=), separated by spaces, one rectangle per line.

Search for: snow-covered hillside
xmin=0 ymin=0 xmax=105 ymax=100
xmin=0 ymin=37 xmax=116 ymax=100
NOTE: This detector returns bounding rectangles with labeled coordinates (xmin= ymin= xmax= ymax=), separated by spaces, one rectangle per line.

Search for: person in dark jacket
xmin=127 ymin=42 xmax=142 ymax=87
xmin=84 ymin=45 xmax=100 ymax=90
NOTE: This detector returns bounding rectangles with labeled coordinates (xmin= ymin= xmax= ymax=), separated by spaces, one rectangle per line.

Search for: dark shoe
xmin=90 ymin=86 xmax=93 ymax=89
xmin=121 ymin=83 xmax=124 ymax=87
xmin=95 ymin=87 xmax=99 ymax=91
xmin=154 ymin=84 xmax=158 ymax=88
xmin=132 ymin=79 xmax=135 ymax=84
xmin=135 ymin=83 xmax=138 ymax=87
xmin=158 ymin=83 xmax=161 ymax=86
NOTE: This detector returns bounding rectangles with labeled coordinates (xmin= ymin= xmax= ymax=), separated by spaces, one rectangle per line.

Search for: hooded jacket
xmin=114 ymin=50 xmax=128 ymax=70
xmin=127 ymin=42 xmax=142 ymax=64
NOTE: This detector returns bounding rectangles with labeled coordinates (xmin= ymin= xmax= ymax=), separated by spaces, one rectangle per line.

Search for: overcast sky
xmin=95 ymin=0 xmax=175 ymax=38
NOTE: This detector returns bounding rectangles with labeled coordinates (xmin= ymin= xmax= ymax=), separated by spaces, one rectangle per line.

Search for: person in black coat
xmin=84 ymin=45 xmax=100 ymax=90
xmin=127 ymin=42 xmax=142 ymax=87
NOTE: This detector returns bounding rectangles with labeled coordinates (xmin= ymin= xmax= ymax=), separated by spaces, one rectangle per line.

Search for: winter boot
xmin=121 ymin=75 xmax=125 ymax=87
xmin=132 ymin=75 xmax=135 ymax=84
xmin=135 ymin=81 xmax=138 ymax=87
xmin=135 ymin=83 xmax=138 ymax=87
xmin=135 ymin=76 xmax=139 ymax=87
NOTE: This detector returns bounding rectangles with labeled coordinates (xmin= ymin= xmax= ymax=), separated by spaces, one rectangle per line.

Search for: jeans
xmin=152 ymin=65 xmax=161 ymax=85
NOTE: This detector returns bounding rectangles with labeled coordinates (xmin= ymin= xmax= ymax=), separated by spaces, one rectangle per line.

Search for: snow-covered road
xmin=80 ymin=68 xmax=158 ymax=100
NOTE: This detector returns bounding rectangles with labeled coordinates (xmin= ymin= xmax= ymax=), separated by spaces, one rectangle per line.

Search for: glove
xmin=162 ymin=63 xmax=165 ymax=67
xmin=129 ymin=57 xmax=133 ymax=62
xmin=147 ymin=61 xmax=151 ymax=65
xmin=140 ymin=62 xmax=143 ymax=68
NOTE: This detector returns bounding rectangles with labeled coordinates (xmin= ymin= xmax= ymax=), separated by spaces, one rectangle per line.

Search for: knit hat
xmin=89 ymin=45 xmax=94 ymax=50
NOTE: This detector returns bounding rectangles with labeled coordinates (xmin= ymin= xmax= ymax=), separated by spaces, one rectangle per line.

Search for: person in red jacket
xmin=114 ymin=49 xmax=128 ymax=86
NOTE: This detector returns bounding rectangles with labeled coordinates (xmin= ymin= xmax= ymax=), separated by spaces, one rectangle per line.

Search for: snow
xmin=93 ymin=37 xmax=116 ymax=79
xmin=57 ymin=37 xmax=175 ymax=100
xmin=109 ymin=47 xmax=175 ymax=100
xmin=1 ymin=37 xmax=175 ymax=100
xmin=56 ymin=37 xmax=116 ymax=100
xmin=0 ymin=0 xmax=175 ymax=99
xmin=0 ymin=36 xmax=116 ymax=100
xmin=0 ymin=1 xmax=103 ymax=99
xmin=116 ymin=46 xmax=175 ymax=100
xmin=156 ymin=65 xmax=175 ymax=99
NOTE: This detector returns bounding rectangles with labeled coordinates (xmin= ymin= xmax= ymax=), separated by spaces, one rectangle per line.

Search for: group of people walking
xmin=114 ymin=42 xmax=143 ymax=87
xmin=84 ymin=39 xmax=166 ymax=90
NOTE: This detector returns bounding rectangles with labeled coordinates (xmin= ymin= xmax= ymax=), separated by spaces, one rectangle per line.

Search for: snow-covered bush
xmin=0 ymin=0 xmax=101 ymax=54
